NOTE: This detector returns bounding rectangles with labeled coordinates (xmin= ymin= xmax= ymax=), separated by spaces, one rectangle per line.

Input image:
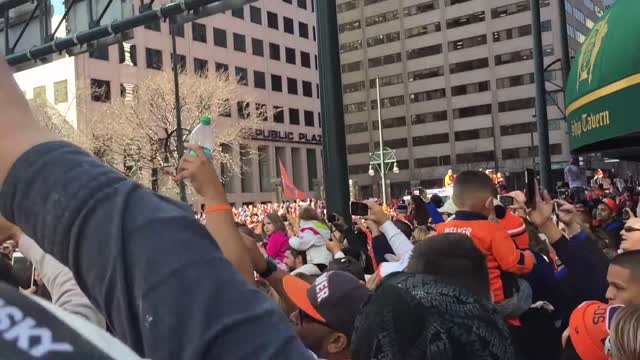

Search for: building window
xmin=491 ymin=0 xmax=549 ymax=18
xmin=252 ymin=38 xmax=264 ymax=56
xmin=412 ymin=133 xmax=449 ymax=146
xmin=220 ymin=99 xmax=231 ymax=117
xmin=267 ymin=11 xmax=279 ymax=30
xmin=192 ymin=22 xmax=207 ymax=43
xmin=493 ymin=24 xmax=532 ymax=42
xmin=344 ymin=102 xmax=368 ymax=114
xmin=343 ymin=81 xmax=366 ymax=93
xmin=449 ymin=57 xmax=489 ymax=74
xmin=120 ymin=83 xmax=137 ymax=99
xmin=405 ymin=22 xmax=441 ymax=39
xmin=496 ymin=73 xmax=534 ymax=89
xmin=53 ymin=80 xmax=68 ymax=104
xmin=408 ymin=66 xmax=443 ymax=81
xmin=366 ymin=31 xmax=400 ymax=48
xmin=369 ymin=74 xmax=403 ymax=88
xmin=194 ymin=58 xmax=208 ymax=75
xmin=254 ymin=71 xmax=266 ymax=89
xmin=235 ymin=67 xmax=248 ymax=86
xmin=407 ymin=44 xmax=442 ymax=60
xmin=213 ymin=27 xmax=227 ymax=47
xmin=269 ymin=43 xmax=281 ymax=61
xmin=273 ymin=106 xmax=284 ymax=123
xmin=500 ymin=122 xmax=536 ymax=136
xmin=287 ymin=77 xmax=298 ymax=95
xmin=452 ymin=104 xmax=492 ymax=119
xmin=364 ymin=0 xmax=387 ymax=5
xmin=297 ymin=0 xmax=307 ymax=9
xmin=302 ymin=81 xmax=313 ymax=97
xmin=170 ymin=23 xmax=184 ymax=37
xmin=457 ymin=151 xmax=495 ymax=164
xmin=337 ymin=0 xmax=359 ymax=14
xmin=271 ymin=74 xmax=283 ymax=92
xmin=118 ymin=42 xmax=137 ymax=66
xmin=301 ymin=51 xmax=311 ymax=68
xmin=144 ymin=19 xmax=161 ymax=32
xmin=585 ymin=18 xmax=594 ymax=30
xmin=495 ymin=48 xmax=534 ymax=66
xmin=410 ymin=88 xmax=446 ymax=103
xmin=283 ymin=17 xmax=294 ymax=34
xmin=365 ymin=10 xmax=398 ymax=27
xmin=145 ymin=48 xmax=163 ymax=70
xmin=403 ymin=1 xmax=438 ymax=17
xmin=340 ymin=40 xmax=362 ymax=53
xmin=455 ymin=127 xmax=494 ymax=141
xmin=250 ymin=5 xmax=262 ymax=24
xmin=368 ymin=52 xmax=402 ymax=68
xmin=448 ymin=34 xmax=487 ymax=51
xmin=89 ymin=45 xmax=109 ymax=61
xmin=374 ymin=138 xmax=408 ymax=150
xmin=232 ymin=6 xmax=244 ymax=19
xmin=215 ymin=62 xmax=229 ymax=74
xmin=255 ymin=103 xmax=268 ymax=121
xmin=299 ymin=22 xmax=309 ymax=39
xmin=285 ymin=47 xmax=296 ymax=64
xmin=304 ymin=110 xmax=315 ymax=127
xmin=172 ymin=54 xmax=187 ymax=72
xmin=348 ymin=143 xmax=370 ymax=155
xmin=371 ymin=95 xmax=405 ymax=109
xmin=445 ymin=0 xmax=472 ymax=5
xmin=415 ymin=155 xmax=451 ymax=168
xmin=339 ymin=19 xmax=361 ymax=33
xmin=90 ymin=79 xmax=111 ymax=102
xmin=451 ymin=80 xmax=490 ymax=96
xmin=446 ymin=11 xmax=485 ymax=29
xmin=373 ymin=116 xmax=406 ymax=130
xmin=289 ymin=108 xmax=300 ymax=125
xmin=315 ymin=55 xmax=318 ymax=69
xmin=498 ymin=97 xmax=535 ymax=112
xmin=284 ymin=0 xmax=292 ymax=3
xmin=233 ymin=33 xmax=246 ymax=52
xmin=237 ymin=101 xmax=250 ymax=119
xmin=341 ymin=60 xmax=362 ymax=73
xmin=411 ymin=110 xmax=447 ymax=125
xmin=32 ymin=86 xmax=46 ymax=102
xmin=346 ymin=122 xmax=368 ymax=134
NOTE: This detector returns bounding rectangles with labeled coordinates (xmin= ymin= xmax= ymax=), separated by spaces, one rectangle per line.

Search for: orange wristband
xmin=204 ymin=204 xmax=232 ymax=214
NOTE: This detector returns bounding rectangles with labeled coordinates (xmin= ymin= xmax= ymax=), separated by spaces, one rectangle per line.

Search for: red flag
xmin=279 ymin=160 xmax=308 ymax=200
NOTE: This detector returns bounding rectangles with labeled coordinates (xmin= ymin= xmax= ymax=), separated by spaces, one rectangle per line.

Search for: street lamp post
xmin=170 ymin=18 xmax=187 ymax=202
xmin=368 ymin=147 xmax=399 ymax=205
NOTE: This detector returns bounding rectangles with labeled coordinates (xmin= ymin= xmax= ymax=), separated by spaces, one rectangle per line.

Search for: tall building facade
xmin=337 ymin=0 xmax=605 ymax=198
xmin=14 ymin=0 xmax=323 ymax=205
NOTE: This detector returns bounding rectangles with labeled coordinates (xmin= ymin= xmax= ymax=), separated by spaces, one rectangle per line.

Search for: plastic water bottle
xmin=184 ymin=115 xmax=213 ymax=184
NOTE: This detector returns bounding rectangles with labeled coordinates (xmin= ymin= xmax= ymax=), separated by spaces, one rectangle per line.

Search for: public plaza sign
xmin=252 ymin=129 xmax=322 ymax=145
xmin=565 ymin=0 xmax=640 ymax=152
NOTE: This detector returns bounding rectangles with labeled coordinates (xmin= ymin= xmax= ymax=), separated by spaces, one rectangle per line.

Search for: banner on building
xmin=279 ymin=160 xmax=308 ymax=200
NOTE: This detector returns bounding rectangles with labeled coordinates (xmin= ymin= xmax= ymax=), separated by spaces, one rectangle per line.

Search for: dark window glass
xmin=315 ymin=55 xmax=318 ymax=69
xmin=252 ymin=38 xmax=264 ymax=56
xmin=269 ymin=43 xmax=281 ymax=61
xmin=272 ymin=74 xmax=283 ymax=92
xmin=299 ymin=22 xmax=309 ymax=38
xmin=118 ymin=43 xmax=137 ymax=65
xmin=498 ymin=97 xmax=535 ymax=112
xmin=454 ymin=127 xmax=494 ymax=141
xmin=301 ymin=51 xmax=311 ymax=68
xmin=304 ymin=110 xmax=315 ymax=127
xmin=287 ymin=77 xmax=298 ymax=95
xmin=448 ymin=34 xmax=487 ymax=51
xmin=366 ymin=10 xmax=399 ymax=26
xmin=215 ymin=62 xmax=229 ymax=73
xmin=408 ymin=66 xmax=443 ymax=81
xmin=170 ymin=23 xmax=184 ymax=37
xmin=285 ymin=47 xmax=296 ymax=64
xmin=337 ymin=0 xmax=359 ymax=14
xmin=172 ymin=53 xmax=187 ymax=72
xmin=405 ymin=21 xmax=441 ymax=38
xmin=415 ymin=155 xmax=451 ymax=168
xmin=297 ymin=0 xmax=307 ymax=9
xmin=232 ymin=6 xmax=244 ymax=19
xmin=451 ymin=80 xmax=490 ymax=96
xmin=289 ymin=108 xmax=300 ymax=125
xmin=412 ymin=133 xmax=449 ymax=146
xmin=452 ymin=104 xmax=492 ymax=119
xmin=407 ymin=44 xmax=442 ymax=60
xmin=373 ymin=138 xmax=408 ymax=149
xmin=347 ymin=143 xmax=370 ymax=154
xmin=446 ymin=11 xmax=485 ymax=29
xmin=411 ymin=110 xmax=447 ymax=124
xmin=145 ymin=48 xmax=163 ymax=70
xmin=371 ymin=95 xmax=404 ymax=109
xmin=254 ymin=71 xmax=266 ymax=89
xmin=274 ymin=106 xmax=284 ymax=123
xmin=346 ymin=122 xmax=368 ymax=134
xmin=500 ymin=122 xmax=536 ymax=136
xmin=213 ymin=28 xmax=227 ymax=48
xmin=341 ymin=60 xmax=362 ymax=73
xmin=194 ymin=58 xmax=208 ymax=75
xmin=496 ymin=73 xmax=535 ymax=89
xmin=367 ymin=31 xmax=401 ymax=47
xmin=192 ymin=22 xmax=207 ymax=43
xmin=284 ymin=17 xmax=295 ymax=34
xmin=372 ymin=116 xmax=406 ymax=130
xmin=250 ymin=5 xmax=262 ymax=24
xmin=409 ymin=88 xmax=446 ymax=103
xmin=492 ymin=24 xmax=532 ymax=42
xmin=368 ymin=52 xmax=402 ymax=68
xmin=90 ymin=79 xmax=111 ymax=102
xmin=220 ymin=99 xmax=231 ymax=117
xmin=302 ymin=81 xmax=312 ymax=97
xmin=89 ymin=45 xmax=109 ymax=61
xmin=403 ymin=1 xmax=439 ymax=17
xmin=445 ymin=0 xmax=472 ymax=6
xmin=233 ymin=33 xmax=246 ymax=52
xmin=449 ymin=57 xmax=489 ymax=74
xmin=283 ymin=0 xmax=292 ymax=3
xmin=311 ymin=0 xmax=315 ymax=12
xmin=495 ymin=48 xmax=533 ymax=65
xmin=256 ymin=103 xmax=268 ymax=121
xmin=235 ymin=67 xmax=248 ymax=85
xmin=144 ymin=19 xmax=161 ymax=32
xmin=456 ymin=150 xmax=495 ymax=164
xmin=267 ymin=11 xmax=279 ymax=30
xmin=237 ymin=101 xmax=250 ymax=119
xmin=369 ymin=74 xmax=403 ymax=88
xmin=344 ymin=81 xmax=366 ymax=93
xmin=491 ymin=1 xmax=536 ymax=19
xmin=339 ymin=20 xmax=362 ymax=33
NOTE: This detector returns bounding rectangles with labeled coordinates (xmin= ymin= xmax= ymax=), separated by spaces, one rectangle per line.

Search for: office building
xmin=13 ymin=0 xmax=323 ymax=205
xmin=337 ymin=0 xmax=605 ymax=198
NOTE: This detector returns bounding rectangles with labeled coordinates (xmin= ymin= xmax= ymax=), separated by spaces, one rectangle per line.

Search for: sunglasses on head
xmin=623 ymin=226 xmax=640 ymax=233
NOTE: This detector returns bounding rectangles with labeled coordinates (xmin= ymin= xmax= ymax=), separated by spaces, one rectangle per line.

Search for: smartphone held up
xmin=350 ymin=201 xmax=369 ymax=217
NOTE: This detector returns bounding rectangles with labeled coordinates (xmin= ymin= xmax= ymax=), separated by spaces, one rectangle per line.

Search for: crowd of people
xmin=4 ymin=54 xmax=640 ymax=360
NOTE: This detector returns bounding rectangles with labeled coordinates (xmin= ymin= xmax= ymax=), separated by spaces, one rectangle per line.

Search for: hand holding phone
xmin=525 ymin=169 xmax=536 ymax=210
xmin=350 ymin=201 xmax=369 ymax=217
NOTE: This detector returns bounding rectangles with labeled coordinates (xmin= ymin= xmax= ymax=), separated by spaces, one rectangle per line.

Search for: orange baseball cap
xmin=601 ymin=198 xmax=619 ymax=214
xmin=568 ymin=301 xmax=621 ymax=360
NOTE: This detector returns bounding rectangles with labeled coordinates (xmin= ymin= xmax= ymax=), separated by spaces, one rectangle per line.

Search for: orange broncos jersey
xmin=435 ymin=211 xmax=534 ymax=303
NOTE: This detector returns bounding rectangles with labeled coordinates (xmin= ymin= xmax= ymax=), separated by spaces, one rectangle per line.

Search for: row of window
xmin=282 ymin=0 xmax=315 ymax=12
xmin=567 ymin=24 xmax=587 ymax=44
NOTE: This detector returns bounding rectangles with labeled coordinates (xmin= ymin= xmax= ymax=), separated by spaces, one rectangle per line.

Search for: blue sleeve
xmin=552 ymin=231 xmax=608 ymax=303
xmin=0 ymin=142 xmax=311 ymax=360
xmin=425 ymin=203 xmax=444 ymax=224
xmin=372 ymin=234 xmax=394 ymax=264
xmin=524 ymin=252 xmax=557 ymax=302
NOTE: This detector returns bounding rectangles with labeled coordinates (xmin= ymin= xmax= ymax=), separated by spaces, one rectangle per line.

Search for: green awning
xmin=565 ymin=0 xmax=640 ymax=153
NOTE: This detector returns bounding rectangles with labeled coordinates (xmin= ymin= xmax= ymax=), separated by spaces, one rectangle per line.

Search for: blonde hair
xmin=412 ymin=226 xmax=431 ymax=243
xmin=610 ymin=305 xmax=640 ymax=360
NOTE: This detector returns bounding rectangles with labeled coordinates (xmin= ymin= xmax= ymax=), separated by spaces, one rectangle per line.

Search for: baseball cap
xmin=327 ymin=257 xmax=365 ymax=282
xmin=283 ymin=271 xmax=369 ymax=336
xmin=568 ymin=301 xmax=623 ymax=360
xmin=601 ymin=198 xmax=619 ymax=214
